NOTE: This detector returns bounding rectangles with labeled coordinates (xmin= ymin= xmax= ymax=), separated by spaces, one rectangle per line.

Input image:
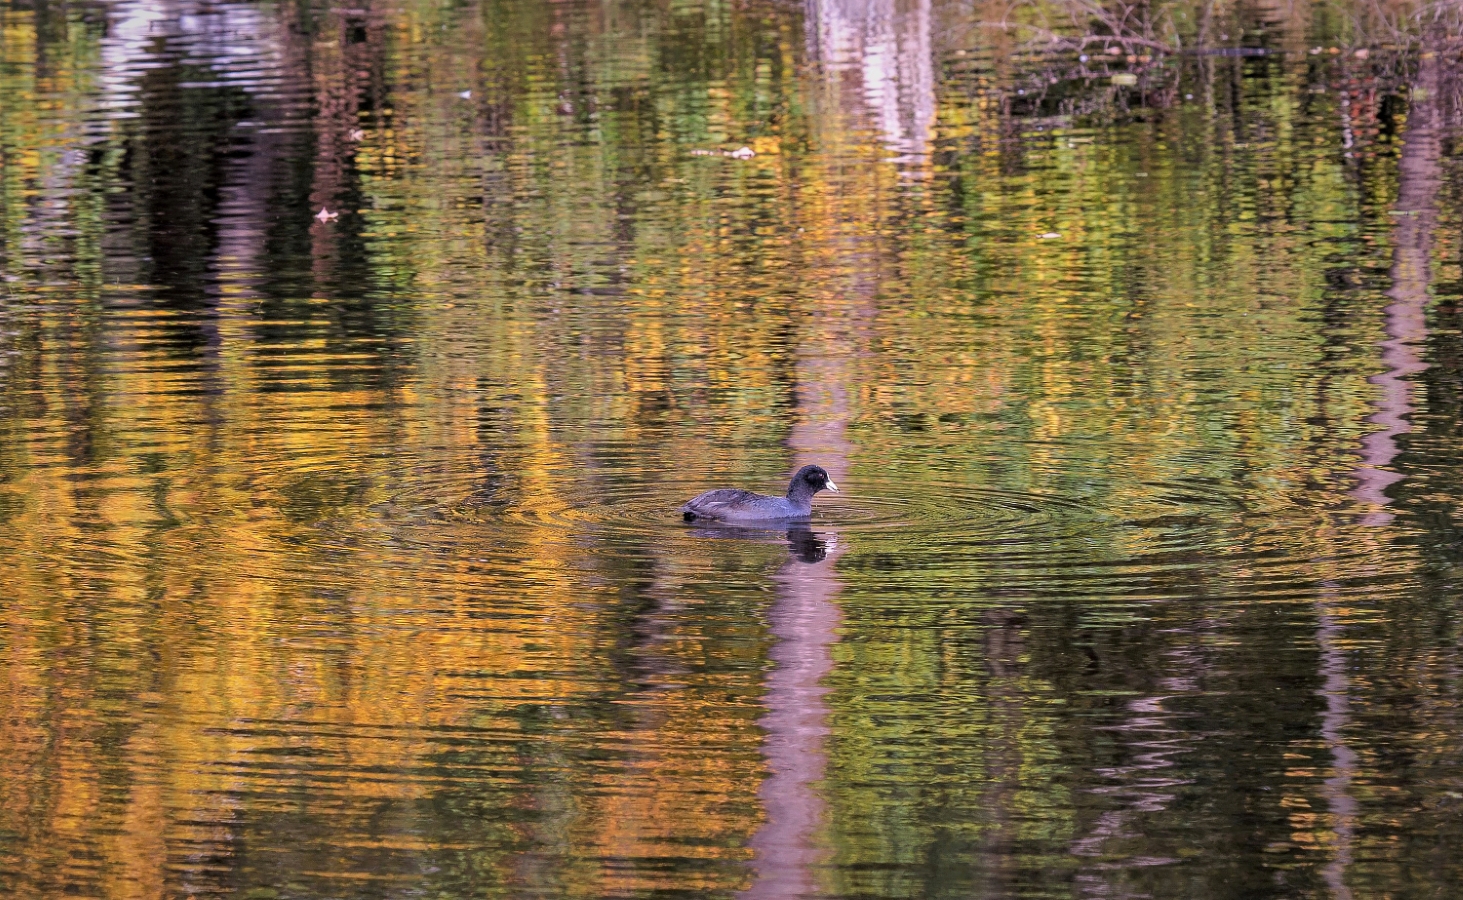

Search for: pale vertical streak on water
xmin=1316 ymin=595 xmax=1358 ymax=900
xmin=742 ymin=295 xmax=861 ymax=896
xmin=805 ymin=0 xmax=936 ymax=166
xmin=744 ymin=534 xmax=846 ymax=899
xmin=743 ymin=4 xmax=914 ymax=887
xmin=1321 ymin=45 xmax=1447 ymax=900
xmin=1352 ymin=50 xmax=1443 ymax=524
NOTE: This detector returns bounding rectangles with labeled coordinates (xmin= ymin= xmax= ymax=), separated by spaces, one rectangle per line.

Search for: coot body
xmin=681 ymin=465 xmax=839 ymax=523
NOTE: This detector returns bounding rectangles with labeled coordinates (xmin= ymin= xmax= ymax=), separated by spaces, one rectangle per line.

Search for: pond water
xmin=3 ymin=0 xmax=1463 ymax=897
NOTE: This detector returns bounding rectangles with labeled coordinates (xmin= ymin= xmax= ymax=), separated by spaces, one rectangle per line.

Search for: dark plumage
xmin=681 ymin=465 xmax=840 ymax=522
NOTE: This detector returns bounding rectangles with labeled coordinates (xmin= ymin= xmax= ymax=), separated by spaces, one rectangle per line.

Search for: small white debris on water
xmin=689 ymin=146 xmax=756 ymax=159
xmin=1040 ymin=232 xmax=1061 ymax=239
xmin=315 ymin=208 xmax=338 ymax=222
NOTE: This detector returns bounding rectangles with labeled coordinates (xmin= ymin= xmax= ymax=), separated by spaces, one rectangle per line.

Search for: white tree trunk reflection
xmin=1325 ymin=47 xmax=1446 ymax=900
xmin=1352 ymin=50 xmax=1443 ymax=523
xmin=805 ymin=0 xmax=936 ymax=164
xmin=740 ymin=352 xmax=854 ymax=897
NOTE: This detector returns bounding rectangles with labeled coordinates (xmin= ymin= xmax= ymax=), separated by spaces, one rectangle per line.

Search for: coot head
xmin=794 ymin=464 xmax=839 ymax=494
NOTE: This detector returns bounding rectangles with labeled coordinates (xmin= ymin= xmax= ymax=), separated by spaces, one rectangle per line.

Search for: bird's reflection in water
xmin=685 ymin=524 xmax=837 ymax=564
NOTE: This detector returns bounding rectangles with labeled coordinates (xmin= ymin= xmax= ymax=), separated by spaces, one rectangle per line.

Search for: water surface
xmin=3 ymin=0 xmax=1463 ymax=897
